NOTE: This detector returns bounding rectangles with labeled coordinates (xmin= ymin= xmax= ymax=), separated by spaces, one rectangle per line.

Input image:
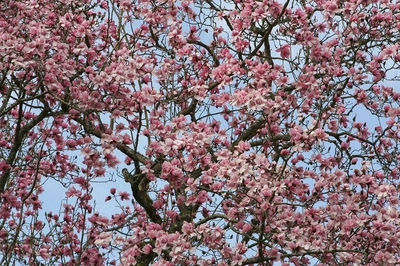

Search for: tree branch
xmin=122 ymin=168 xmax=162 ymax=224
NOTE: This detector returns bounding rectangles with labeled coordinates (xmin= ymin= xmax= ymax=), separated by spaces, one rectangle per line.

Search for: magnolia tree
xmin=1 ymin=0 xmax=400 ymax=265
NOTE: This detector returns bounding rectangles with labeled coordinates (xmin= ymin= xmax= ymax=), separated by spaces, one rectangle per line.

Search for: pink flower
xmin=181 ymin=222 xmax=193 ymax=235
xmin=280 ymin=149 xmax=290 ymax=156
xmin=323 ymin=1 xmax=339 ymax=14
xmin=0 ymin=160 xmax=10 ymax=173
xmin=142 ymin=244 xmax=153 ymax=254
xmin=100 ymin=1 xmax=108 ymax=9
xmin=88 ymin=213 xmax=109 ymax=226
xmin=39 ymin=247 xmax=50 ymax=260
xmin=276 ymin=44 xmax=290 ymax=59
xmin=197 ymin=190 xmax=210 ymax=203
xmin=65 ymin=186 xmax=81 ymax=198
xmin=94 ymin=232 xmax=112 ymax=246
xmin=242 ymin=223 xmax=252 ymax=233
xmin=119 ymin=191 xmax=130 ymax=201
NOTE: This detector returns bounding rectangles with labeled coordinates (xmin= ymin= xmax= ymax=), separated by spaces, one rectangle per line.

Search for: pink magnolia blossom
xmin=276 ymin=44 xmax=291 ymax=59
xmin=118 ymin=191 xmax=130 ymax=201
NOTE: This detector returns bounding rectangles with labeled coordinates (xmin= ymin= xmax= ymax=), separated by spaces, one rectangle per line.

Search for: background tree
xmin=1 ymin=0 xmax=400 ymax=265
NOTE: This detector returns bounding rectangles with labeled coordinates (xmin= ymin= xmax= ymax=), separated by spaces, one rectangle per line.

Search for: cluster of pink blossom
xmin=1 ymin=0 xmax=400 ymax=264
